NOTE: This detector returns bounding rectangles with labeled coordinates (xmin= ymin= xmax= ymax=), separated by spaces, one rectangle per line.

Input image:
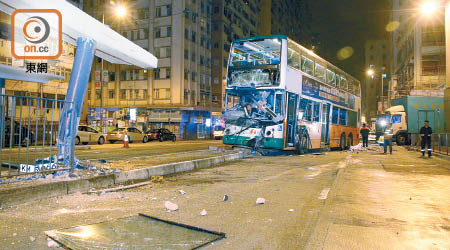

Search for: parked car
xmin=106 ymin=127 xmax=147 ymax=144
xmin=76 ymin=125 xmax=106 ymax=145
xmin=2 ymin=117 xmax=35 ymax=147
xmin=213 ymin=126 xmax=224 ymax=140
xmin=146 ymin=128 xmax=176 ymax=142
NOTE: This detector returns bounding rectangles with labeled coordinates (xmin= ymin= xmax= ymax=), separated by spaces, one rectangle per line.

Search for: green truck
xmin=377 ymin=96 xmax=445 ymax=145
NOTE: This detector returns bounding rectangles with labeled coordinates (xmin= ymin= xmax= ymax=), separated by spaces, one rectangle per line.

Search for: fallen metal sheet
xmin=45 ymin=213 xmax=225 ymax=250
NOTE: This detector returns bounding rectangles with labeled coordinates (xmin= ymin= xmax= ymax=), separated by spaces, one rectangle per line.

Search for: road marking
xmin=318 ymin=188 xmax=330 ymax=200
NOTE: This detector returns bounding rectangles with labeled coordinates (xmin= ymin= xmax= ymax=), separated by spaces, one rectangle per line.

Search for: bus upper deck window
xmin=315 ymin=63 xmax=326 ymax=82
xmin=340 ymin=76 xmax=348 ymax=91
xmin=301 ymin=56 xmax=314 ymax=76
xmin=326 ymin=69 xmax=336 ymax=86
xmin=288 ymin=46 xmax=300 ymax=70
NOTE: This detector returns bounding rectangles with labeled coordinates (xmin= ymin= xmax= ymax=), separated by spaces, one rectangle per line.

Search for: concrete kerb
xmin=0 ymin=151 xmax=248 ymax=208
xmin=114 ymin=151 xmax=247 ymax=184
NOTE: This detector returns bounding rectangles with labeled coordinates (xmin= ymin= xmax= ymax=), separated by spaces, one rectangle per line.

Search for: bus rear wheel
xmin=348 ymin=134 xmax=353 ymax=148
xmin=339 ymin=133 xmax=346 ymax=151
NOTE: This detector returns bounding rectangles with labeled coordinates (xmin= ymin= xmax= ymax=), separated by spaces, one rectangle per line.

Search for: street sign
xmin=102 ymin=70 xmax=109 ymax=82
xmin=95 ymin=70 xmax=101 ymax=81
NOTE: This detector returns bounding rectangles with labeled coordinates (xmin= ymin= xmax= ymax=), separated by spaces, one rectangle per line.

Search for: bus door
xmin=321 ymin=103 xmax=331 ymax=145
xmin=286 ymin=92 xmax=298 ymax=147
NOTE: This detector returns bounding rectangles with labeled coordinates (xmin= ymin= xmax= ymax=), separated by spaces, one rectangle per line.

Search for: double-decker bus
xmin=222 ymin=35 xmax=361 ymax=153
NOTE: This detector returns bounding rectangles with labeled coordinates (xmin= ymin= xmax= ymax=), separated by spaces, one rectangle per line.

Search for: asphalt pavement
xmin=0 ymin=144 xmax=449 ymax=249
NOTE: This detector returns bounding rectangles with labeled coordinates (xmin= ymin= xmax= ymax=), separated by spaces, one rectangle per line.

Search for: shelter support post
xmin=57 ymin=38 xmax=96 ymax=169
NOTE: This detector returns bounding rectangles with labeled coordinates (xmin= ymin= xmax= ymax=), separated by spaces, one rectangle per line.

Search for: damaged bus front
xmin=223 ymin=36 xmax=287 ymax=150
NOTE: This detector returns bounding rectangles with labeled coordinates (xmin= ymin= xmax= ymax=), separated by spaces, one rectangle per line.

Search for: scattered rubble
xmin=256 ymin=198 xmax=265 ymax=204
xmin=29 ymin=236 xmax=35 ymax=242
xmin=164 ymin=201 xmax=178 ymax=211
xmin=223 ymin=194 xmax=229 ymax=201
xmin=179 ymin=190 xmax=186 ymax=195
xmin=289 ymin=209 xmax=294 ymax=212
xmin=47 ymin=238 xmax=60 ymax=248
xmin=200 ymin=209 xmax=207 ymax=216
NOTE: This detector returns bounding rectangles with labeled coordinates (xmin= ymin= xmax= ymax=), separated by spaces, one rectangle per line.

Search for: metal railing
xmin=409 ymin=133 xmax=449 ymax=156
xmin=0 ymin=94 xmax=74 ymax=178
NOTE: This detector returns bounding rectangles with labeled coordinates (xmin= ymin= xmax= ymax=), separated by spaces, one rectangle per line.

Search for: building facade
xmin=211 ymin=0 xmax=260 ymax=111
xmin=389 ymin=0 xmax=446 ymax=99
xmin=364 ymin=39 xmax=390 ymax=122
xmin=83 ymin=0 xmax=213 ymax=139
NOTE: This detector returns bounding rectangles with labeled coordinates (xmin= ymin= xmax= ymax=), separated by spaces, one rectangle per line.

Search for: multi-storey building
xmin=211 ymin=0 xmax=260 ymax=111
xmin=390 ymin=0 xmax=446 ymax=99
xmin=364 ymin=39 xmax=390 ymax=121
xmin=259 ymin=0 xmax=310 ymax=44
xmin=83 ymin=0 xmax=213 ymax=139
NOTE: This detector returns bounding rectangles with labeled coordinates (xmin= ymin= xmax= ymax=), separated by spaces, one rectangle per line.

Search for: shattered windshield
xmin=225 ymin=90 xmax=284 ymax=126
xmin=229 ymin=38 xmax=282 ymax=67
xmin=228 ymin=68 xmax=280 ymax=88
xmin=228 ymin=38 xmax=282 ymax=88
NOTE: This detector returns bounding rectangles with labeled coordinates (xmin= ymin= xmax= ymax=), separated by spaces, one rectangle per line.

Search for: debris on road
xmin=151 ymin=176 xmax=164 ymax=183
xmin=200 ymin=209 xmax=207 ymax=216
xmin=179 ymin=190 xmax=187 ymax=195
xmin=318 ymin=188 xmax=330 ymax=200
xmin=289 ymin=209 xmax=294 ymax=212
xmin=29 ymin=236 xmax=35 ymax=242
xmin=256 ymin=198 xmax=265 ymax=204
xmin=47 ymin=238 xmax=60 ymax=248
xmin=12 ymin=233 xmax=16 ymax=237
xmin=223 ymin=194 xmax=229 ymax=201
xmin=165 ymin=201 xmax=179 ymax=211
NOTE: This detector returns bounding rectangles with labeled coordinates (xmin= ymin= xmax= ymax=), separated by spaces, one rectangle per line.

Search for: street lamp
xmin=367 ymin=69 xmax=374 ymax=77
xmin=115 ymin=5 xmax=127 ymax=18
xmin=420 ymin=1 xmax=439 ymax=16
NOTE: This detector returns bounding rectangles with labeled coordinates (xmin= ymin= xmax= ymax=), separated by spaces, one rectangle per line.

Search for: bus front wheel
xmin=296 ymin=133 xmax=308 ymax=155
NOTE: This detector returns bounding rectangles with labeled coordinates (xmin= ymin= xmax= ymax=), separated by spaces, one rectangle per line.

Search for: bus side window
xmin=339 ymin=109 xmax=347 ymax=125
xmin=313 ymin=102 xmax=320 ymax=122
xmin=300 ymin=98 xmax=313 ymax=122
xmin=301 ymin=56 xmax=314 ymax=75
xmin=332 ymin=107 xmax=339 ymax=124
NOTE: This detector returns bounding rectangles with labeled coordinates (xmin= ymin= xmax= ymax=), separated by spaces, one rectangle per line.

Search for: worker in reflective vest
xmin=383 ymin=128 xmax=393 ymax=155
xmin=419 ymin=120 xmax=432 ymax=158
xmin=360 ymin=123 xmax=370 ymax=147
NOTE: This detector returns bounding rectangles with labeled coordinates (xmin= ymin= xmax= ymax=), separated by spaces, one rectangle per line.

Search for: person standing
xmin=383 ymin=128 xmax=393 ymax=154
xmin=360 ymin=123 xmax=370 ymax=147
xmin=420 ymin=120 xmax=432 ymax=158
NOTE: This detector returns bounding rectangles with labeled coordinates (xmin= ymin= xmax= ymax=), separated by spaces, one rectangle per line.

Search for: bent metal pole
xmin=57 ymin=37 xmax=96 ymax=169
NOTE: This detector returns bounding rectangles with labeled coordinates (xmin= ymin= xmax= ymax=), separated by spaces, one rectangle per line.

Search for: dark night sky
xmin=303 ymin=0 xmax=390 ymax=80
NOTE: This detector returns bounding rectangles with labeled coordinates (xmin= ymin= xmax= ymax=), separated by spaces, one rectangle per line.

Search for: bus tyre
xmin=296 ymin=133 xmax=308 ymax=155
xmin=396 ymin=134 xmax=406 ymax=146
xmin=348 ymin=134 xmax=353 ymax=148
xmin=340 ymin=133 xmax=346 ymax=151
